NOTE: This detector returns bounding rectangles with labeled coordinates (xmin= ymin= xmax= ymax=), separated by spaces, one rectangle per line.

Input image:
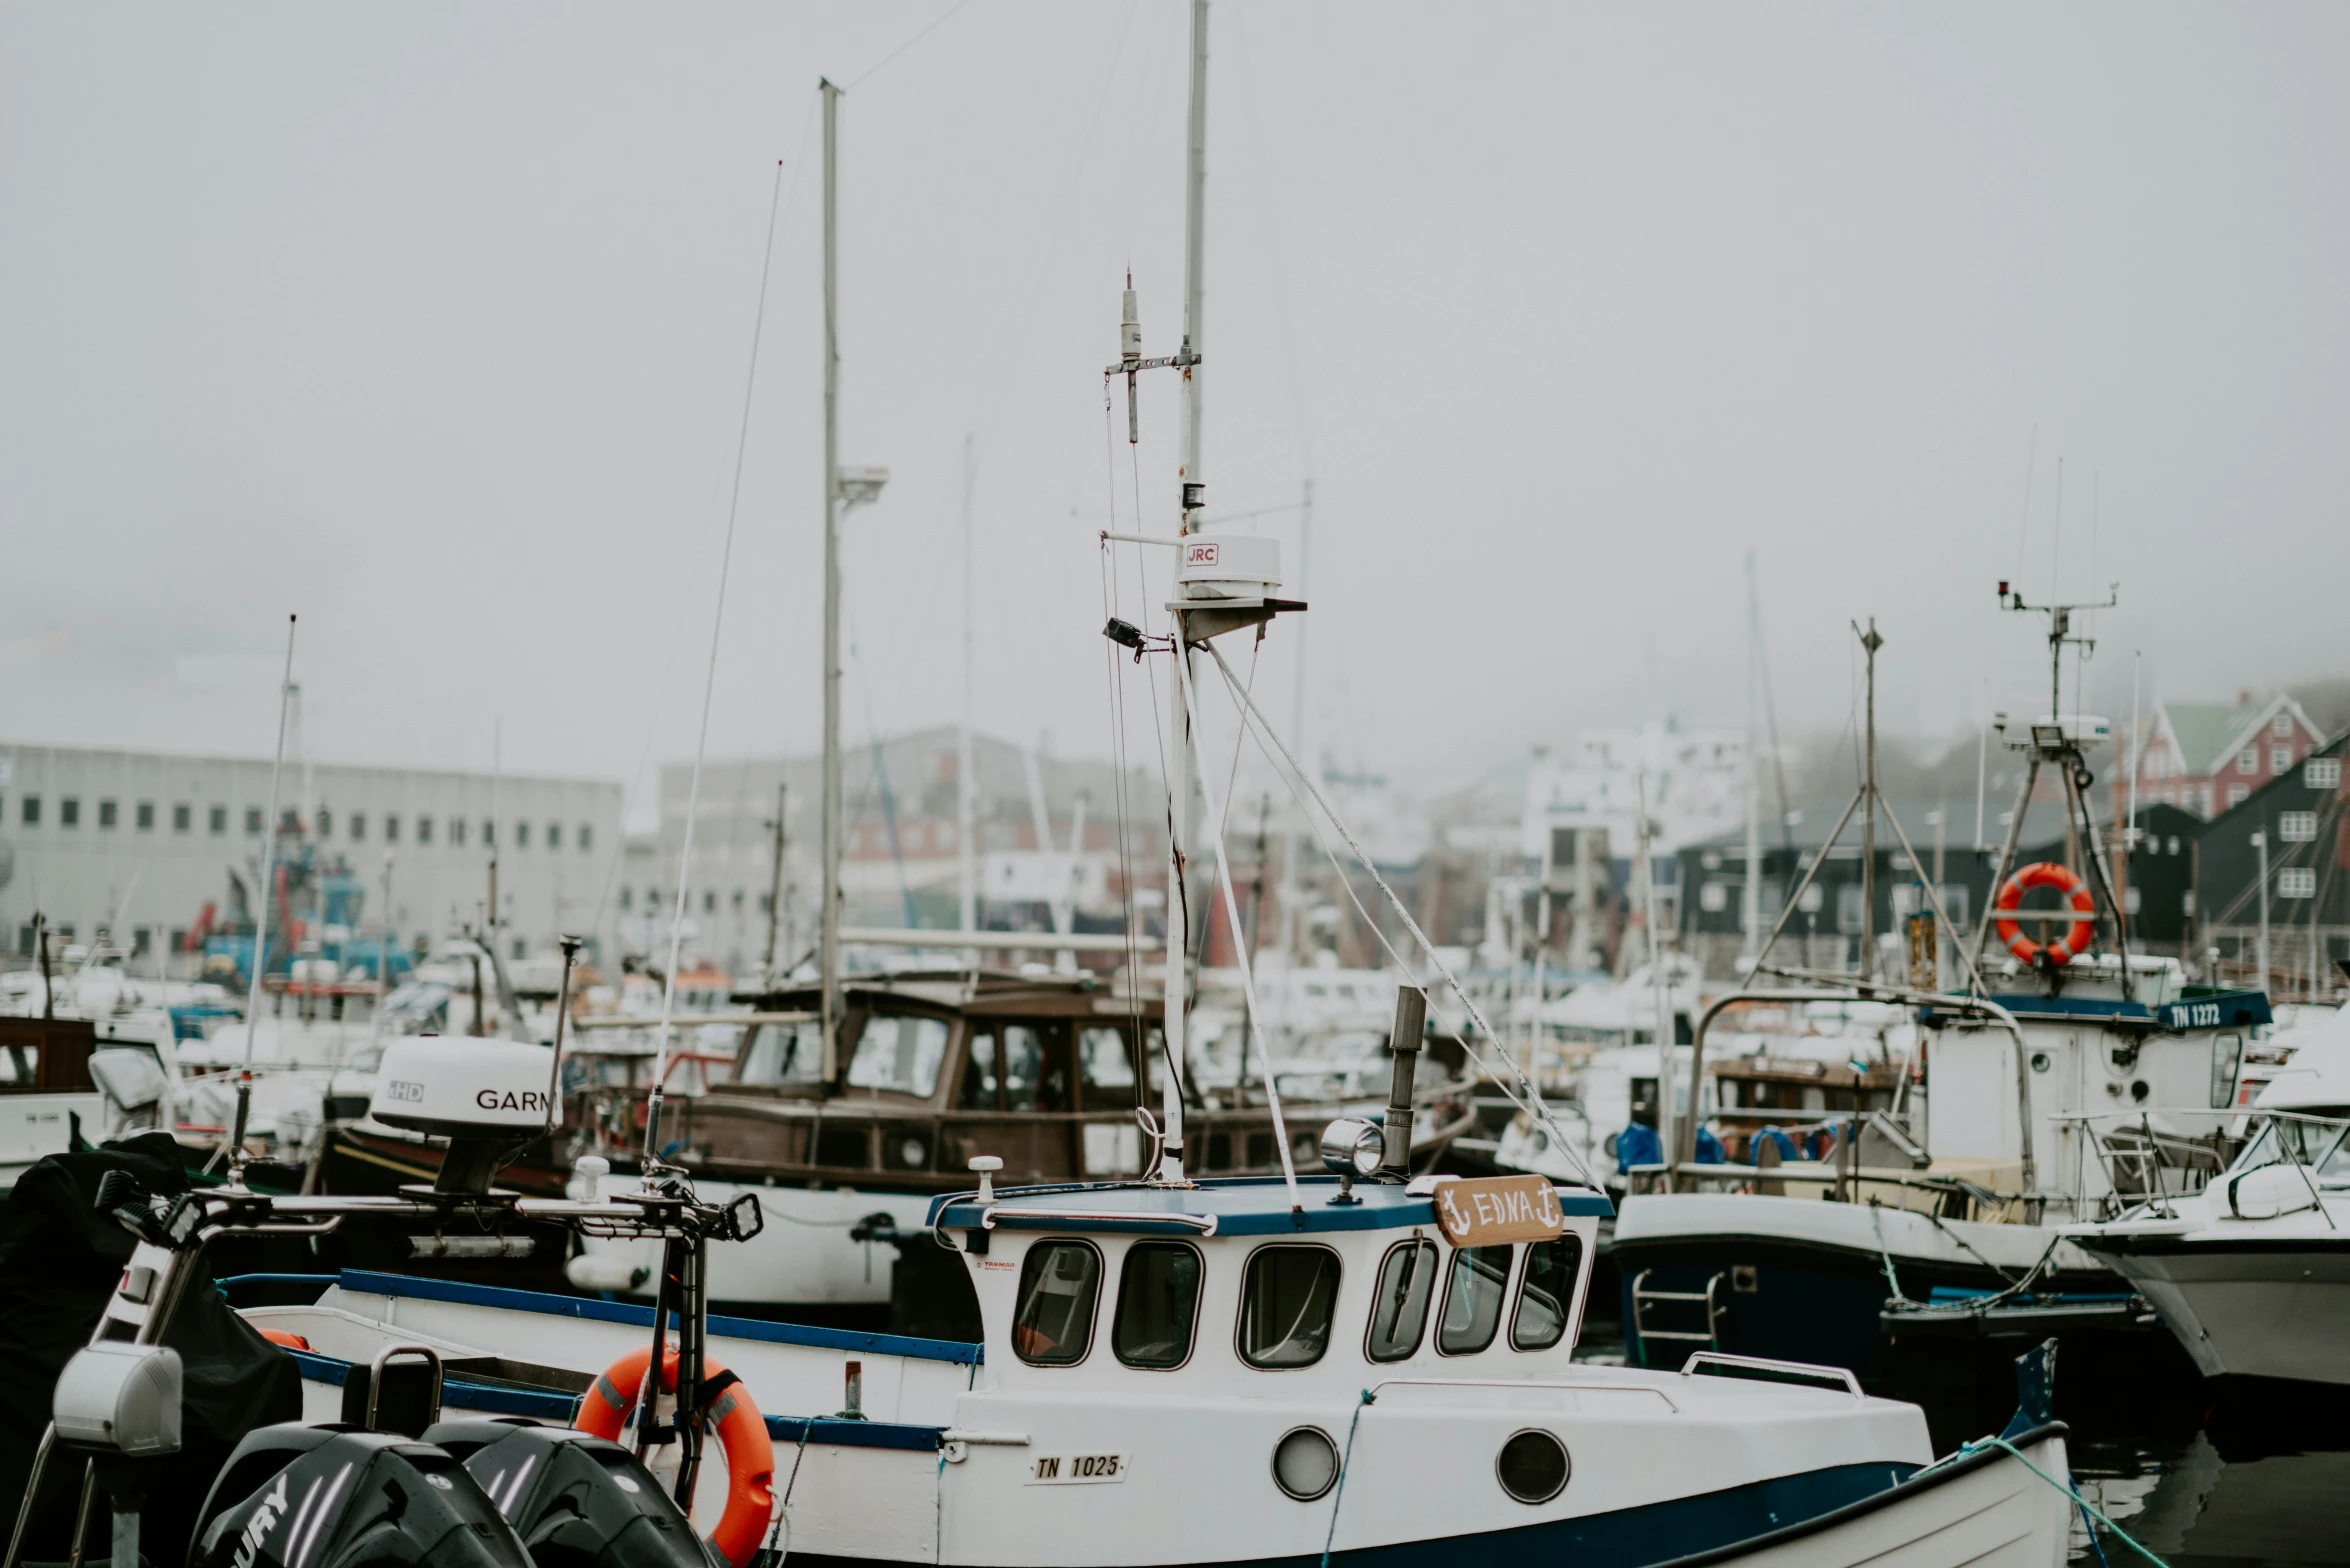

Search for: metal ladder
xmin=1630 ymin=1268 xmax=1728 ymax=1365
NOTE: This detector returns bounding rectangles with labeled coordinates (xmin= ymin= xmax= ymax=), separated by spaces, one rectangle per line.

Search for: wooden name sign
xmin=1433 ymin=1175 xmax=1566 ymax=1247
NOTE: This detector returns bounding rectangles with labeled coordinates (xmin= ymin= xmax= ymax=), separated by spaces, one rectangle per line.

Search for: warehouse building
xmin=0 ymin=741 xmax=624 ymax=970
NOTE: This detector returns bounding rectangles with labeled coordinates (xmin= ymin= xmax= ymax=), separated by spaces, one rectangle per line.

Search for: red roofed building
xmin=2132 ymin=692 xmax=2329 ymax=820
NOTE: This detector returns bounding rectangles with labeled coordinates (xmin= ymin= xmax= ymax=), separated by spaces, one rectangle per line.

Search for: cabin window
xmin=1238 ymin=1246 xmax=1341 ymax=1369
xmin=1078 ymin=1025 xmax=1137 ymax=1108
xmin=1013 ymin=1241 xmax=1101 ymax=1366
xmin=1113 ymin=1242 xmax=1201 ymax=1369
xmin=847 ymin=1014 xmax=949 ymax=1098
xmin=1510 ymin=1233 xmax=1585 ymax=1351
xmin=739 ymin=1020 xmax=824 ymax=1085
xmin=958 ymin=1029 xmax=1001 ymax=1109
xmin=1000 ymin=1023 xmax=1072 ymax=1112
xmin=1365 ymin=1240 xmax=1437 ymax=1362
xmin=1437 ymin=1245 xmax=1512 ymax=1355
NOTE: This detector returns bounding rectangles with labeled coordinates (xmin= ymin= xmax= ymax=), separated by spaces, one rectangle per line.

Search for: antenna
xmin=1973 ymin=580 xmax=2136 ymax=1001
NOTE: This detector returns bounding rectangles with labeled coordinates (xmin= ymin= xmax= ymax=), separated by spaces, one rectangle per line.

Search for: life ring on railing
xmin=1993 ymin=861 xmax=2097 ymax=968
xmin=576 ymin=1347 xmax=775 ymax=1568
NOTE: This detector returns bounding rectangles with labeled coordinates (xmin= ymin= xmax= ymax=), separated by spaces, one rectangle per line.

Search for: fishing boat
xmin=2068 ymin=1002 xmax=2350 ymax=1384
xmin=1611 ymin=603 xmax=2272 ymax=1381
xmin=555 ymin=969 xmax=1468 ymax=1313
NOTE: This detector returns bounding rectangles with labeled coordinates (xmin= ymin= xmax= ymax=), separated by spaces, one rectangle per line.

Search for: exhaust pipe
xmin=1378 ymin=985 xmax=1426 ymax=1182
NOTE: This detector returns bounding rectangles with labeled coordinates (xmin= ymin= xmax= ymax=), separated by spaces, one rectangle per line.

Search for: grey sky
xmin=5 ymin=3 xmax=2346 ymax=812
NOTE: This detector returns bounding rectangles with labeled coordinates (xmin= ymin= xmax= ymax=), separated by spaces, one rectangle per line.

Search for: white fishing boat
xmin=2069 ymin=1002 xmax=2350 ymax=1384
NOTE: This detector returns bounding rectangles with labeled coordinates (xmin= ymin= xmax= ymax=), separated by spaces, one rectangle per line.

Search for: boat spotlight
xmin=1320 ymin=1117 xmax=1385 ymax=1202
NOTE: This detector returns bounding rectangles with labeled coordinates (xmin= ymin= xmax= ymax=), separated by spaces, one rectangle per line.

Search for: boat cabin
xmin=931 ymin=1173 xmax=1612 ymax=1400
xmin=577 ymin=972 xmax=1396 ymax=1192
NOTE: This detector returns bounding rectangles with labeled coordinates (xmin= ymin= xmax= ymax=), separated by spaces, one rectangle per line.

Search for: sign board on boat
xmin=1433 ymin=1175 xmax=1565 ymax=1248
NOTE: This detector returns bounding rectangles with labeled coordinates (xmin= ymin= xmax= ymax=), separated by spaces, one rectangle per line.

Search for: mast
xmin=761 ymin=783 xmax=787 ymax=980
xmin=959 ymin=432 xmax=979 ymax=944
xmin=1858 ymin=620 xmax=1881 ymax=982
xmin=1740 ymin=554 xmax=1762 ymax=972
xmin=819 ymin=76 xmax=844 ymax=1077
xmin=233 ymin=614 xmax=298 ymax=1176
xmin=1156 ymin=0 xmax=1211 ymax=1185
xmin=1279 ymin=477 xmax=1311 ymax=961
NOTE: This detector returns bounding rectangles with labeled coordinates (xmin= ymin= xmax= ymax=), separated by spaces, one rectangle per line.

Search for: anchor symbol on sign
xmin=1439 ymin=1186 xmax=1469 ymax=1238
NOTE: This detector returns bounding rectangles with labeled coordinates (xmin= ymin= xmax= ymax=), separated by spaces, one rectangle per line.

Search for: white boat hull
xmin=568 ymin=1177 xmax=936 ymax=1305
xmin=2084 ymin=1233 xmax=2350 ymax=1383
xmin=1666 ymin=1428 xmax=2069 ymax=1568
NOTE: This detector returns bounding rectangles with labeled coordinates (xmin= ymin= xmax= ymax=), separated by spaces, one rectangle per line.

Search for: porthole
xmin=2029 ymin=1052 xmax=2051 ymax=1073
xmin=1271 ymin=1426 xmax=1339 ymax=1501
xmin=1495 ymin=1429 xmax=1569 ymax=1504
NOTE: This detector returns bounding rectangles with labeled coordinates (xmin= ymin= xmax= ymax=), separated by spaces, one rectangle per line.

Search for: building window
xmin=516 ymin=821 xmax=530 ymax=849
xmin=702 ymin=890 xmax=716 ymax=914
xmin=61 ymin=798 xmax=80 ymax=828
xmin=135 ymin=802 xmax=153 ymax=831
xmin=2281 ymin=812 xmax=2318 ymax=844
xmin=2238 ymin=749 xmax=2258 ymax=775
xmin=547 ymin=822 xmax=561 ymax=850
xmin=2308 ymin=757 xmax=2343 ymax=791
xmin=172 ymin=803 xmax=190 ymax=833
xmin=482 ymin=819 xmax=495 ymax=847
xmin=245 ymin=807 xmax=263 ymax=835
xmin=97 ymin=799 xmax=117 ymax=829
xmin=579 ymin=824 xmax=593 ymax=852
xmin=419 ymin=815 xmax=435 ymax=844
xmin=2227 ymin=784 xmax=2249 ymax=809
xmin=349 ymin=812 xmax=365 ymax=841
xmin=2274 ymin=714 xmax=2295 ymax=738
xmin=210 ymin=805 xmax=227 ymax=835
xmin=731 ymin=889 xmax=745 ymax=911
xmin=619 ymin=888 xmax=632 ymax=911
xmin=2277 ymin=867 xmax=2316 ymax=900
xmin=647 ymin=888 xmax=662 ymax=911
xmin=317 ymin=806 xmax=333 ymax=836
xmin=385 ymin=814 xmax=400 ymax=843
xmin=451 ymin=818 xmax=466 ymax=846
xmin=280 ymin=808 xmax=299 ymax=835
xmin=2200 ymin=786 xmax=2215 ymax=816
xmin=20 ymin=796 xmax=37 ymax=826
xmin=2271 ymin=745 xmax=2292 ymax=776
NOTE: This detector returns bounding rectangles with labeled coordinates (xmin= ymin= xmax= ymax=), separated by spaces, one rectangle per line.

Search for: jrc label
xmin=1027 ymin=1453 xmax=1127 ymax=1485
xmin=1184 ymin=541 xmax=1220 ymax=568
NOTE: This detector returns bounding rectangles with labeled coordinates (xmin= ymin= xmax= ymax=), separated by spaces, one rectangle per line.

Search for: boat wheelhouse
xmin=560 ymin=971 xmax=1470 ymax=1310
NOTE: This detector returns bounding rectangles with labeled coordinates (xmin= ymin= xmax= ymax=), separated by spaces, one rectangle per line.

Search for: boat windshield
xmin=1511 ymin=1233 xmax=1584 ymax=1350
xmin=2233 ymin=1116 xmax=2350 ymax=1186
xmin=1365 ymin=1240 xmax=1437 ymax=1362
xmin=1438 ymin=1245 xmax=1512 ymax=1355
xmin=847 ymin=1014 xmax=950 ymax=1098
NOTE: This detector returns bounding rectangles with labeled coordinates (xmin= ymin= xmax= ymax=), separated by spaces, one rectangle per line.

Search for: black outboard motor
xmin=423 ymin=1420 xmax=722 ymax=1568
xmin=190 ymin=1426 xmax=531 ymax=1568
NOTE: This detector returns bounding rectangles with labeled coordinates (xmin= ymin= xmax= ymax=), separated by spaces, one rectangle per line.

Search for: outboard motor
xmin=422 ymin=1420 xmax=721 ymax=1568
xmin=190 ymin=1425 xmax=531 ymax=1568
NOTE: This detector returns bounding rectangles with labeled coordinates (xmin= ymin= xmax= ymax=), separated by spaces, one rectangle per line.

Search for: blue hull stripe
xmin=288 ymin=1349 xmax=945 ymax=1450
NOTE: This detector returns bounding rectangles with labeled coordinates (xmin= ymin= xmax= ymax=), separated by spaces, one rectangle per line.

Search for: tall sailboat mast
xmin=1157 ymin=0 xmax=1212 ymax=1184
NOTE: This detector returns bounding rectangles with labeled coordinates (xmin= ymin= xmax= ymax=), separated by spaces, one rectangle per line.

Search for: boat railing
xmin=2044 ymin=1107 xmax=2247 ymax=1212
xmin=1624 ymin=1160 xmax=2029 ymax=1220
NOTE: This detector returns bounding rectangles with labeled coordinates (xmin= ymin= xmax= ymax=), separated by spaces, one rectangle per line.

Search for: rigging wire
xmin=1202 ymin=642 xmax=1599 ymax=1188
xmin=646 ymin=152 xmax=791 ymax=1146
xmin=842 ymin=0 xmax=984 ymax=90
xmin=588 ymin=102 xmax=822 ymax=944
xmin=1178 ymin=666 xmax=1302 ymax=1207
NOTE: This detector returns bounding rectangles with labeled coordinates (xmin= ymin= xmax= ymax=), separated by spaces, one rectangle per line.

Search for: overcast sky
xmin=6 ymin=2 xmax=2347 ymax=817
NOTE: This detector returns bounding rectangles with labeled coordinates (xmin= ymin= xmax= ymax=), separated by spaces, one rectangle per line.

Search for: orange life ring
xmin=1993 ymin=861 xmax=2097 ymax=968
xmin=256 ymin=1328 xmax=312 ymax=1350
xmin=575 ymin=1347 xmax=775 ymax=1568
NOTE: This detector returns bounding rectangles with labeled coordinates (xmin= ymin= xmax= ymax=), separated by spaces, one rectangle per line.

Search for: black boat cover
xmin=0 ymin=1132 xmax=301 ymax=1564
